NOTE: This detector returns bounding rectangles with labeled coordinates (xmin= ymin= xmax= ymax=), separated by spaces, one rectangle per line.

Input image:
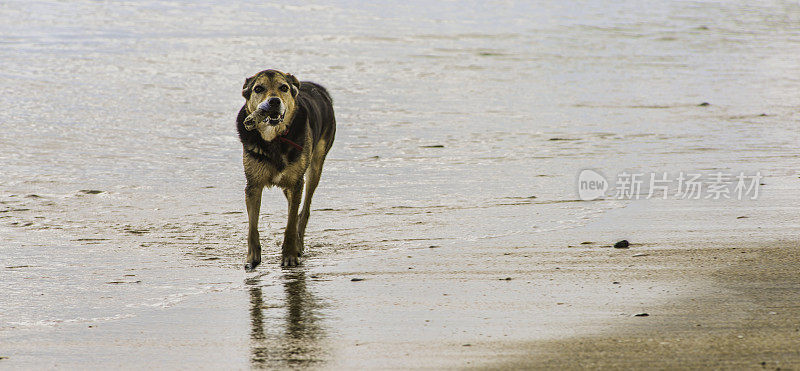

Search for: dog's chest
xmin=243 ymin=145 xmax=307 ymax=187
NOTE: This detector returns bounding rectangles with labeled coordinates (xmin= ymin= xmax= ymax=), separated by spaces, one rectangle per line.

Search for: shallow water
xmin=1 ymin=0 xmax=799 ymax=366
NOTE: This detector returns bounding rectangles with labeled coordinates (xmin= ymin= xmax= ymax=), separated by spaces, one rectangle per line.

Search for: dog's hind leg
xmin=281 ymin=180 xmax=304 ymax=267
xmin=297 ymin=154 xmax=326 ymax=254
xmin=245 ymin=183 xmax=264 ymax=270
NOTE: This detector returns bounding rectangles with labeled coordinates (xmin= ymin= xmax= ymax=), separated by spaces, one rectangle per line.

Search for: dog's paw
xmin=244 ymin=260 xmax=260 ymax=271
xmin=281 ymin=255 xmax=301 ymax=267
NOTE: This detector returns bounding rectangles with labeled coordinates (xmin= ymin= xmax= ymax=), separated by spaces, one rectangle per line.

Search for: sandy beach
xmin=3 ymin=192 xmax=799 ymax=369
xmin=494 ymin=244 xmax=800 ymax=370
xmin=2 ymin=0 xmax=799 ymax=369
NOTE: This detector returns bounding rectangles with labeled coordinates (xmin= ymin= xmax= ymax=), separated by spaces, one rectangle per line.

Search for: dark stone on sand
xmin=633 ymin=313 xmax=649 ymax=317
xmin=78 ymin=190 xmax=104 ymax=194
xmin=614 ymin=240 xmax=630 ymax=249
xmin=428 ymin=245 xmax=440 ymax=248
xmin=698 ymin=102 xmax=710 ymax=107
xmin=420 ymin=144 xmax=444 ymax=148
xmin=737 ymin=216 xmax=749 ymax=219
xmin=580 ymin=241 xmax=593 ymax=245
xmin=500 ymin=277 xmax=512 ymax=281
xmin=548 ymin=137 xmax=575 ymax=141
xmin=612 ymin=281 xmax=620 ymax=284
xmin=350 ymin=278 xmax=365 ymax=282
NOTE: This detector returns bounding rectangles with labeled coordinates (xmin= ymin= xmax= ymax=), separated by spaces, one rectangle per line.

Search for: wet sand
xmin=3 ymin=243 xmax=799 ymax=369
xmin=490 ymin=244 xmax=800 ymax=370
xmin=3 ymin=213 xmax=798 ymax=369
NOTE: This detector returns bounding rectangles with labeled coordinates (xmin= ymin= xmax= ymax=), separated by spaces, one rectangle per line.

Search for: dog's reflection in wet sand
xmin=246 ymin=271 xmax=326 ymax=367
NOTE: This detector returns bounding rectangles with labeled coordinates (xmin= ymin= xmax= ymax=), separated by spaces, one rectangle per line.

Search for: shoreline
xmin=487 ymin=243 xmax=800 ymax=370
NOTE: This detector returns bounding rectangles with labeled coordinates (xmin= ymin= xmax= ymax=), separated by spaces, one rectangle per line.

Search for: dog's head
xmin=241 ymin=70 xmax=301 ymax=135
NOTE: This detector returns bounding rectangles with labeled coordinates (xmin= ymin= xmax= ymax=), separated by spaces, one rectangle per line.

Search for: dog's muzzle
xmin=243 ymin=98 xmax=286 ymax=131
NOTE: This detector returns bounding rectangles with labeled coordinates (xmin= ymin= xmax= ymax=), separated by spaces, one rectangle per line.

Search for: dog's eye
xmin=279 ymin=84 xmax=289 ymax=93
xmin=253 ymin=86 xmax=264 ymax=94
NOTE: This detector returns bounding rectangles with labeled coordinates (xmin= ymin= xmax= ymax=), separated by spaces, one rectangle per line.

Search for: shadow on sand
xmin=246 ymin=270 xmax=327 ymax=368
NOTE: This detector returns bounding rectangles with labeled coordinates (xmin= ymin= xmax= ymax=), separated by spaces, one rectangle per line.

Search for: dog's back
xmin=296 ymin=82 xmax=336 ymax=154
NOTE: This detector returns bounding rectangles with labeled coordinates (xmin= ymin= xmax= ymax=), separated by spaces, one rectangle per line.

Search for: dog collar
xmin=279 ymin=129 xmax=303 ymax=151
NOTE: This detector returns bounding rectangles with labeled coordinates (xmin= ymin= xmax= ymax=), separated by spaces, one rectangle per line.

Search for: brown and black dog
xmin=236 ymin=69 xmax=336 ymax=269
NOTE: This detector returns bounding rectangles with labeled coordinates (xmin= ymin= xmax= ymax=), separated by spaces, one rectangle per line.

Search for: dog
xmin=236 ymin=69 xmax=336 ymax=269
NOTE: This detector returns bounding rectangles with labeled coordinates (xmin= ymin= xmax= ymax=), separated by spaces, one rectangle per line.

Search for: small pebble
xmin=614 ymin=240 xmax=630 ymax=249
xmin=78 ymin=189 xmax=104 ymax=194
xmin=350 ymin=278 xmax=364 ymax=282
xmin=698 ymin=102 xmax=710 ymax=106
xmin=633 ymin=313 xmax=649 ymax=317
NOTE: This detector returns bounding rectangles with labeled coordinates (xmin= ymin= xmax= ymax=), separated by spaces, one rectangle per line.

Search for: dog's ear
xmin=242 ymin=75 xmax=256 ymax=100
xmin=286 ymin=74 xmax=301 ymax=97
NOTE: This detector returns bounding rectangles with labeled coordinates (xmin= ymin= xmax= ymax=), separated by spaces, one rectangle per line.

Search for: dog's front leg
xmin=281 ymin=181 xmax=304 ymax=267
xmin=245 ymin=183 xmax=264 ymax=270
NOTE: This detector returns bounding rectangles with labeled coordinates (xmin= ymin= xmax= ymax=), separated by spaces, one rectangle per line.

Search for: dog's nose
xmin=257 ymin=98 xmax=282 ymax=112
